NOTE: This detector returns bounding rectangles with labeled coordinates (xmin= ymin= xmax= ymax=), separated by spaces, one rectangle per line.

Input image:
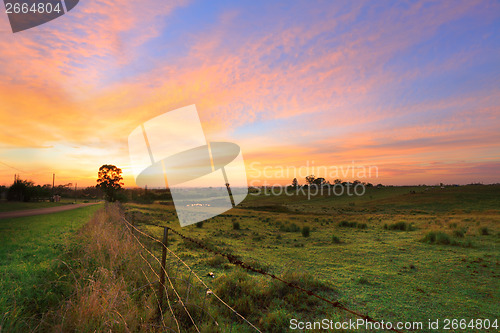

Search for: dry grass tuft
xmin=44 ymin=203 xmax=159 ymax=332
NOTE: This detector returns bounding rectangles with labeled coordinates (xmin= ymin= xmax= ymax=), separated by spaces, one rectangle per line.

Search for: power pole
xmin=52 ymin=173 xmax=55 ymax=200
xmin=75 ymin=182 xmax=77 ymax=203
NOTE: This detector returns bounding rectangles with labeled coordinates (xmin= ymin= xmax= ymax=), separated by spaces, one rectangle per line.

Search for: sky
xmin=0 ymin=0 xmax=499 ymax=188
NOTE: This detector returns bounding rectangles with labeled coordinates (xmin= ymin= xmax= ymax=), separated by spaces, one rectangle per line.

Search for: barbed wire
xmin=122 ymin=217 xmax=262 ymax=332
xmin=164 ymin=225 xmax=405 ymax=333
xmin=121 ymin=219 xmax=199 ymax=332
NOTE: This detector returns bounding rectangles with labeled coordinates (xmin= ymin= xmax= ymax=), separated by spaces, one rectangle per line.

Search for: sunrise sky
xmin=0 ymin=0 xmax=499 ymax=188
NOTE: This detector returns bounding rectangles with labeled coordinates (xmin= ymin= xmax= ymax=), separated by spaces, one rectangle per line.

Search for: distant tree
xmin=7 ymin=178 xmax=35 ymax=202
xmin=291 ymin=178 xmax=298 ymax=187
xmin=96 ymin=164 xmax=124 ymax=202
xmin=333 ymin=179 xmax=342 ymax=185
xmin=313 ymin=177 xmax=326 ymax=186
xmin=305 ymin=175 xmax=316 ymax=185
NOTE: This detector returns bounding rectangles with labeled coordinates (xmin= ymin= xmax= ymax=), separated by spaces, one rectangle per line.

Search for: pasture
xmin=0 ymin=204 xmax=102 ymax=331
xmin=124 ymin=185 xmax=500 ymax=331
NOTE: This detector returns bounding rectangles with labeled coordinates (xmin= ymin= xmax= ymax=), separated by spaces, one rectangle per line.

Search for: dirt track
xmin=0 ymin=202 xmax=101 ymax=219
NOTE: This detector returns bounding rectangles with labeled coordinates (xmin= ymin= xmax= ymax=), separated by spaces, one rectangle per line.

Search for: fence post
xmin=158 ymin=227 xmax=168 ymax=313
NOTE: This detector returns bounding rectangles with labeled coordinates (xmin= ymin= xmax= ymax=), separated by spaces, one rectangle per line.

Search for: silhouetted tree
xmin=313 ymin=177 xmax=326 ymax=186
xmin=305 ymin=175 xmax=316 ymax=185
xmin=291 ymin=178 xmax=298 ymax=187
xmin=8 ymin=178 xmax=35 ymax=202
xmin=96 ymin=164 xmax=124 ymax=202
xmin=333 ymin=179 xmax=342 ymax=185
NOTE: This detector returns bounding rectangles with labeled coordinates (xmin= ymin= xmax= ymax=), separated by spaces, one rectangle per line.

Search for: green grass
xmin=0 ymin=204 xmax=102 ymax=331
xmin=2 ymin=185 xmax=499 ymax=332
xmin=123 ymin=185 xmax=500 ymax=331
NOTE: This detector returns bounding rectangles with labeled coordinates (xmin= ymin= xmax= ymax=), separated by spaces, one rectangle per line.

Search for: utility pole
xmin=52 ymin=173 xmax=55 ymax=201
xmin=74 ymin=182 xmax=77 ymax=203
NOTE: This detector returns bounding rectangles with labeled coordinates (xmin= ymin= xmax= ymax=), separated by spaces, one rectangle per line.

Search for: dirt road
xmin=0 ymin=202 xmax=102 ymax=219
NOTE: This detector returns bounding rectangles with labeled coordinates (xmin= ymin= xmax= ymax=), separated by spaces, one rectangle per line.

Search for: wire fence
xmin=121 ymin=216 xmax=262 ymax=333
xmin=121 ymin=215 xmax=405 ymax=333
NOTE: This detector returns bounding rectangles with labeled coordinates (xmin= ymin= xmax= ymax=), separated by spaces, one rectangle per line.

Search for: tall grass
xmin=43 ymin=203 xmax=158 ymax=332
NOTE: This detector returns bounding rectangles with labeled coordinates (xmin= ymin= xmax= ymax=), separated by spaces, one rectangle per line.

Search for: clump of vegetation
xmin=338 ymin=220 xmax=357 ymax=228
xmin=233 ymin=221 xmax=240 ymax=230
xmin=356 ymin=277 xmax=370 ymax=285
xmin=357 ymin=223 xmax=368 ymax=229
xmin=453 ymin=228 xmax=466 ymax=238
xmin=207 ymin=254 xmax=227 ymax=268
xmin=279 ymin=222 xmax=301 ymax=232
xmin=214 ymin=268 xmax=335 ymax=327
xmin=196 ymin=221 xmax=203 ymax=228
xmin=479 ymin=227 xmax=490 ymax=235
xmin=384 ymin=221 xmax=415 ymax=231
xmin=332 ymin=235 xmax=341 ymax=243
xmin=421 ymin=231 xmax=455 ymax=245
xmin=301 ymin=226 xmax=310 ymax=237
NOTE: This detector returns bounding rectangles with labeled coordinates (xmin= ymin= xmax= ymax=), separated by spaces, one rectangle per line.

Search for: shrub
xmin=453 ymin=229 xmax=465 ymax=238
xmin=301 ymin=226 xmax=310 ymax=237
xmin=233 ymin=222 xmax=240 ymax=230
xmin=196 ymin=221 xmax=203 ymax=228
xmin=357 ymin=223 xmax=368 ymax=229
xmin=332 ymin=235 xmax=341 ymax=243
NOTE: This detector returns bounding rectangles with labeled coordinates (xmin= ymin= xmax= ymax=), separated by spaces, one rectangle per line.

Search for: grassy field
xmin=0 ymin=199 xmax=75 ymax=213
xmin=0 ymin=186 xmax=498 ymax=332
xmin=124 ymin=185 xmax=500 ymax=332
xmin=0 ymin=204 xmax=102 ymax=331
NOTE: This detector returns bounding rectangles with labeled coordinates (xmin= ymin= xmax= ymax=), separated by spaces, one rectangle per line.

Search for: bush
xmin=332 ymin=235 xmax=341 ymax=244
xmin=301 ymin=226 xmax=310 ymax=237
xmin=453 ymin=229 xmax=465 ymax=238
xmin=195 ymin=221 xmax=203 ymax=228
xmin=233 ymin=221 xmax=240 ymax=230
xmin=357 ymin=223 xmax=368 ymax=229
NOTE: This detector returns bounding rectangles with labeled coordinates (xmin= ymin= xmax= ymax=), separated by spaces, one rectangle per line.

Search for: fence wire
xmin=122 ymin=217 xmax=262 ymax=333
